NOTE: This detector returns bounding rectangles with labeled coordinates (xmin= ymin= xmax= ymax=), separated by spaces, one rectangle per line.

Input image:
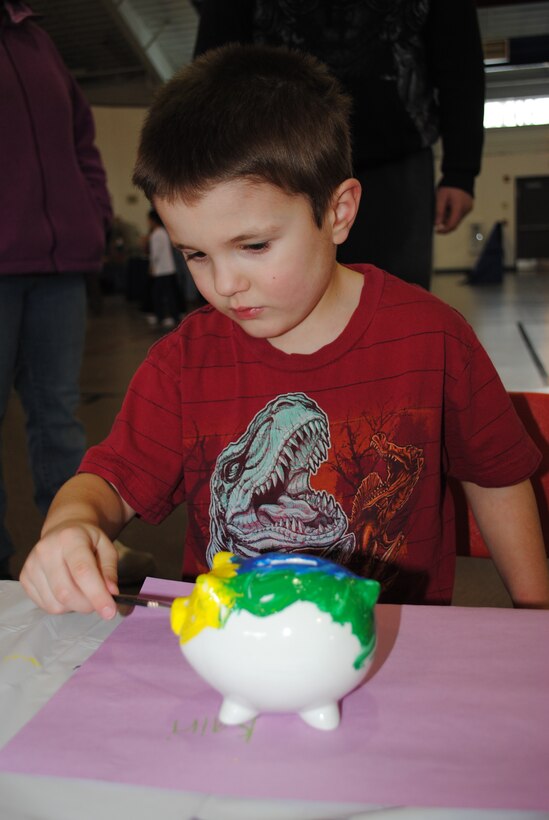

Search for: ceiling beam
xmin=101 ymin=0 xmax=173 ymax=83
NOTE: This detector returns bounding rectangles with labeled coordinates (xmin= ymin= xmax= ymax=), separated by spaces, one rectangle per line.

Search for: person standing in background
xmin=0 ymin=1 xmax=153 ymax=582
xmin=147 ymin=209 xmax=182 ymax=329
xmin=193 ymin=0 xmax=485 ymax=290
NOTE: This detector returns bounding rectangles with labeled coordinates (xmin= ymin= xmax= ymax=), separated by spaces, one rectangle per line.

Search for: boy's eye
xmin=184 ymin=251 xmax=207 ymax=263
xmin=244 ymin=241 xmax=270 ymax=253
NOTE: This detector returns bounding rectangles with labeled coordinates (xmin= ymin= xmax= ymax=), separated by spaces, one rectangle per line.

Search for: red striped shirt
xmin=79 ymin=266 xmax=540 ymax=603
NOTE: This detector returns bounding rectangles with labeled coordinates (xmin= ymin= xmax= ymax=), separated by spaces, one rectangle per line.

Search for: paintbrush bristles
xmin=113 ymin=594 xmax=171 ymax=609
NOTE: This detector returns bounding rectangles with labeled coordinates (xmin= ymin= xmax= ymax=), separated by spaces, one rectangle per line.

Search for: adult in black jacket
xmin=194 ymin=0 xmax=485 ymax=290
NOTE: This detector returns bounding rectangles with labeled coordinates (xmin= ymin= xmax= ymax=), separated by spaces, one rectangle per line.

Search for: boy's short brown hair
xmin=133 ymin=44 xmax=353 ymax=227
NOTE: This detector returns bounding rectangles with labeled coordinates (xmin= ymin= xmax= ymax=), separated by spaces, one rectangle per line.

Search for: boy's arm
xmin=462 ymin=479 xmax=549 ymax=609
xmin=20 ymin=474 xmax=135 ymax=619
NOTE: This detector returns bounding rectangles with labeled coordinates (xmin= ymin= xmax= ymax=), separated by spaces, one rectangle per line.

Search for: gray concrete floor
xmin=4 ymin=269 xmax=549 ymax=604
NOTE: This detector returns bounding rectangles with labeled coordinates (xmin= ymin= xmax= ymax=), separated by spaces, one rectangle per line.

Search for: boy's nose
xmin=213 ymin=264 xmax=248 ymax=297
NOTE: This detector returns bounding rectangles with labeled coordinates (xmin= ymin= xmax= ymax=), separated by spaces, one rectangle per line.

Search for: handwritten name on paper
xmin=169 ymin=715 xmax=257 ymax=743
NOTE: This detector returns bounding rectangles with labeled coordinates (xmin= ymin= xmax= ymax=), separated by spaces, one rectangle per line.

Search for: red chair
xmin=453 ymin=391 xmax=549 ymax=558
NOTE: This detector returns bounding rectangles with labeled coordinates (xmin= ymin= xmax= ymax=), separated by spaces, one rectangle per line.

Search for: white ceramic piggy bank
xmin=171 ymin=552 xmax=380 ymax=730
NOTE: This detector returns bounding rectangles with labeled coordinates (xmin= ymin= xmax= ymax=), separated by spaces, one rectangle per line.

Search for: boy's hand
xmin=434 ymin=187 xmax=473 ymax=234
xmin=20 ymin=523 xmax=119 ymax=620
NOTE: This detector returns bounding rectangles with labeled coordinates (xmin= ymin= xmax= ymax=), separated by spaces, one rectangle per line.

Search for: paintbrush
xmin=113 ymin=593 xmax=173 ymax=609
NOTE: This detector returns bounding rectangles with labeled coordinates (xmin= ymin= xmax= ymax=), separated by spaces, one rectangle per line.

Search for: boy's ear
xmin=329 ymin=178 xmax=362 ymax=245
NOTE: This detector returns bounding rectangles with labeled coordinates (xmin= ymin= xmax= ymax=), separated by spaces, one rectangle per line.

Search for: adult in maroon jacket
xmin=0 ymin=1 xmax=113 ymax=578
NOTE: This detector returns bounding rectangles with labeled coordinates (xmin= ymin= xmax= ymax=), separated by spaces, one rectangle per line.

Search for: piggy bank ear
xmin=360 ymin=578 xmax=381 ymax=609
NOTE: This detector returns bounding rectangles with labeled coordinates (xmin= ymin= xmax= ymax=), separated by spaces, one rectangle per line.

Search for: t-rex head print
xmin=206 ymin=393 xmax=355 ymax=566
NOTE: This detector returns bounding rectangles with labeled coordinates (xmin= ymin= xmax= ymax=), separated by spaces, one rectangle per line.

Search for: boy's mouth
xmin=233 ymin=306 xmax=263 ymax=319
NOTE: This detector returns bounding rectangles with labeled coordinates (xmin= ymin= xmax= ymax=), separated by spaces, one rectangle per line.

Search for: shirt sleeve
xmin=425 ymin=0 xmax=485 ymax=196
xmin=67 ymin=72 xmax=113 ymax=232
xmin=78 ymin=337 xmax=186 ymax=523
xmin=443 ymin=330 xmax=541 ymax=486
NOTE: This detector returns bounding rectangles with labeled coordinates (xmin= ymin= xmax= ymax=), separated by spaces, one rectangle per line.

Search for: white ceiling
xmin=30 ymin=0 xmax=200 ymax=105
xmin=478 ymin=1 xmax=549 ymax=99
xmin=28 ymin=0 xmax=549 ymax=107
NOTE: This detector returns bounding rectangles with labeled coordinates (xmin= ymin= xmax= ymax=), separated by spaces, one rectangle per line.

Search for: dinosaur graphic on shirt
xmin=349 ymin=431 xmax=424 ymax=580
xmin=206 ymin=393 xmax=355 ymax=566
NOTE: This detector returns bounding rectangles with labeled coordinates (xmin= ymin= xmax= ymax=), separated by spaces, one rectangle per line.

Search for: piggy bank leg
xmin=219 ymin=696 xmax=258 ymax=726
xmin=299 ymin=702 xmax=340 ymax=731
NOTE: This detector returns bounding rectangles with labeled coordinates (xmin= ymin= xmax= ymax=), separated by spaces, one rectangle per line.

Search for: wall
xmin=92 ymin=105 xmax=549 ymax=269
xmin=433 ymin=125 xmax=549 ymax=270
xmin=92 ymin=106 xmax=149 ymax=235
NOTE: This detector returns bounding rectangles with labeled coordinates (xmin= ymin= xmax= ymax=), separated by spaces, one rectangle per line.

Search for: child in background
xmin=147 ymin=208 xmax=181 ymax=329
xmin=20 ymin=44 xmax=549 ymax=616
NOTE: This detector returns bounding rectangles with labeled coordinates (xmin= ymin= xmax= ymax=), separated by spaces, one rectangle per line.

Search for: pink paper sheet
xmin=1 ymin=577 xmax=548 ymax=810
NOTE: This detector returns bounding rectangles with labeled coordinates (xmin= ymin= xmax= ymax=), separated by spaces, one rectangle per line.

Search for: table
xmin=1 ymin=579 xmax=548 ymax=820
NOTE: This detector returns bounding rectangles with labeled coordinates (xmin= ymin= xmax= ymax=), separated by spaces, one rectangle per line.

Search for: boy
xmin=20 ymin=45 xmax=549 ymax=617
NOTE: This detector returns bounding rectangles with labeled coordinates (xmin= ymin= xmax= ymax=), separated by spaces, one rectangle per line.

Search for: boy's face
xmin=155 ymin=179 xmax=351 ymax=354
